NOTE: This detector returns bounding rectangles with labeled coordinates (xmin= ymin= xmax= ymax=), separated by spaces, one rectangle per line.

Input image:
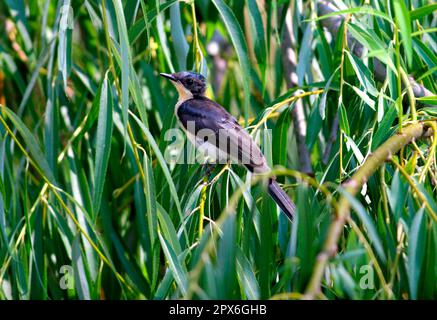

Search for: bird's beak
xmin=160 ymin=73 xmax=177 ymax=82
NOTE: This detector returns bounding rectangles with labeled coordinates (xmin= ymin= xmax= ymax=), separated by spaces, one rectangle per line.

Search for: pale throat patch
xmin=171 ymin=80 xmax=194 ymax=143
xmin=172 ymin=81 xmax=193 ymax=108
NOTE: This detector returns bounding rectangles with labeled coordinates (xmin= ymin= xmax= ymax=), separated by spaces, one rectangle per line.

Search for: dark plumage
xmin=160 ymin=71 xmax=296 ymax=220
xmin=177 ymin=96 xmax=268 ymax=172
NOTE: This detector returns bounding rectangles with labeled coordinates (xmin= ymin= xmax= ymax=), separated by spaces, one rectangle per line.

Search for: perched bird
xmin=160 ymin=71 xmax=296 ymax=220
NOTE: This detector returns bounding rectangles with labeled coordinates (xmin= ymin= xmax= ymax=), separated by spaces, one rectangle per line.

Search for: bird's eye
xmin=186 ymin=79 xmax=194 ymax=85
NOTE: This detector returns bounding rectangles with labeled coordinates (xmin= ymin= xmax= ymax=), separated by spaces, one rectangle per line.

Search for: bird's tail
xmin=268 ymin=178 xmax=295 ymax=221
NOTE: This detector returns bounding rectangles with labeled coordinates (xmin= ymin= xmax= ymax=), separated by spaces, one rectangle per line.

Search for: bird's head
xmin=160 ymin=71 xmax=206 ymax=97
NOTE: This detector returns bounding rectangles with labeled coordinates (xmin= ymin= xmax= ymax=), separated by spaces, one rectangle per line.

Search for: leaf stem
xmin=190 ymin=1 xmax=201 ymax=72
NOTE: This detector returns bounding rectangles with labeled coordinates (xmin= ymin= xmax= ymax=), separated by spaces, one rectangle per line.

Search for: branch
xmin=304 ymin=121 xmax=434 ymax=299
xmin=282 ymin=6 xmax=313 ymax=174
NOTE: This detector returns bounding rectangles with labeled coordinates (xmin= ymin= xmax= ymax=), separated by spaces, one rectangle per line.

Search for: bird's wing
xmin=177 ymin=97 xmax=269 ymax=173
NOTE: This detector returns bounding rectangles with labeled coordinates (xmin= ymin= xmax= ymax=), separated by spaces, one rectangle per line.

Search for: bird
xmin=160 ymin=71 xmax=296 ymax=220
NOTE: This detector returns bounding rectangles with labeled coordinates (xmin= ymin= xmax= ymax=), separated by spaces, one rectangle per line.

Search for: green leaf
xmin=92 ymin=74 xmax=113 ymax=216
xmin=44 ymin=78 xmax=60 ymax=176
xmin=297 ymin=24 xmax=313 ymax=87
xmin=17 ymin=40 xmax=53 ymax=115
xmin=344 ymin=134 xmax=364 ymax=164
xmin=157 ymin=203 xmax=182 ymax=256
xmin=348 ymin=23 xmax=396 ymax=74
xmin=351 ymin=85 xmax=376 ymax=110
xmin=109 ymin=232 xmax=149 ymax=294
xmin=128 ymin=0 xmax=179 ymax=44
xmin=247 ymin=0 xmax=266 ymax=66
xmin=130 ymin=112 xmax=183 ymax=218
xmin=372 ymin=104 xmax=397 ymax=149
xmin=236 ymin=247 xmax=260 ymax=299
xmin=338 ymin=103 xmax=350 ymax=136
xmin=339 ymin=188 xmax=387 ymax=263
xmin=376 ymin=82 xmax=389 ymax=122
xmin=72 ymin=235 xmax=91 ymax=300
xmin=407 ymin=207 xmax=426 ymax=299
xmin=313 ymin=6 xmax=393 ymax=25
xmin=154 ymin=248 xmax=189 ymax=299
xmin=319 ymin=67 xmax=339 ymax=119
xmin=58 ymin=0 xmax=73 ymax=89
xmin=169 ymin=2 xmax=189 ymax=70
xmin=306 ymin=101 xmax=322 ymax=150
xmin=158 ymin=232 xmax=188 ymax=296
xmin=143 ymin=152 xmax=158 ymax=250
xmin=259 ymin=179 xmax=275 ymax=298
xmin=112 ymin=0 xmax=131 ymax=140
xmin=211 ymin=0 xmax=251 ymax=124
xmin=110 ymin=42 xmax=149 ymax=127
xmin=416 ymin=95 xmax=437 ymax=106
xmin=156 ymin=1 xmax=175 ymax=73
xmin=386 ymin=170 xmax=409 ymax=221
xmin=4 ymin=0 xmax=33 ymax=52
xmin=262 ymin=125 xmax=273 ymax=167
xmin=228 ymin=169 xmax=258 ymax=217
xmin=345 ymin=51 xmax=377 ymax=97
xmin=216 ymin=214 xmax=238 ymax=298
xmin=273 ymin=107 xmax=291 ymax=167
xmin=415 ymin=181 xmax=437 ymax=214
xmin=394 ymin=0 xmax=413 ymax=66
xmin=410 ymin=4 xmax=437 ymax=21
xmin=1 ymin=106 xmax=56 ymax=185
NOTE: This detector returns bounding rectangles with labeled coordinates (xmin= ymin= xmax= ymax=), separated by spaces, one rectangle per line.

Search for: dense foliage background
xmin=0 ymin=0 xmax=436 ymax=299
